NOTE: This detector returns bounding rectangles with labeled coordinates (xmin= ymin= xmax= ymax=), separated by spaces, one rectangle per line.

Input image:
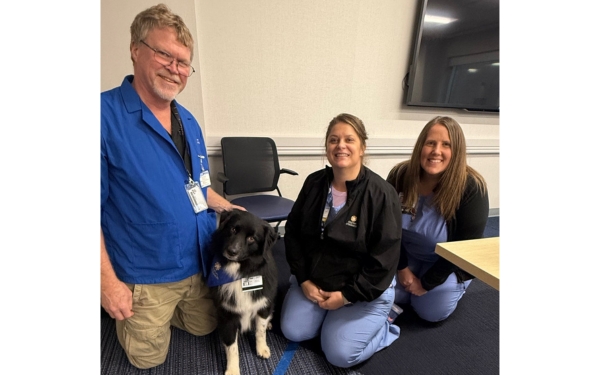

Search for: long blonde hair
xmin=388 ymin=116 xmax=487 ymax=221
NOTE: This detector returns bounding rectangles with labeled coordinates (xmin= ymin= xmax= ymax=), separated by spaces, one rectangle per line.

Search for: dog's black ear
xmin=218 ymin=209 xmax=238 ymax=230
xmin=262 ymin=223 xmax=278 ymax=251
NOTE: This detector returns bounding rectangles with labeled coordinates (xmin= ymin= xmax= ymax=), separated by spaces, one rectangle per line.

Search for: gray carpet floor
xmin=101 ymin=315 xmax=362 ymax=375
xmin=101 ymin=216 xmax=499 ymax=374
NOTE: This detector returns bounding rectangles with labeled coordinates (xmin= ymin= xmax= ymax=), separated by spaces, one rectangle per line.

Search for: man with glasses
xmin=101 ymin=4 xmax=242 ymax=369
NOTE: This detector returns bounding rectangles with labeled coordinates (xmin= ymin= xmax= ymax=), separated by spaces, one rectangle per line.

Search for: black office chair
xmin=217 ymin=137 xmax=298 ymax=234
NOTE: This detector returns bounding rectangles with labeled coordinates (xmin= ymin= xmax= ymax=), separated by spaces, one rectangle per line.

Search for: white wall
xmin=101 ymin=0 xmax=500 ymax=214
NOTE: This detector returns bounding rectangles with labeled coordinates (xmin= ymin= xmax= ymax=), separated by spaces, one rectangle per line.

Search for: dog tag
xmin=241 ymin=276 xmax=263 ymax=292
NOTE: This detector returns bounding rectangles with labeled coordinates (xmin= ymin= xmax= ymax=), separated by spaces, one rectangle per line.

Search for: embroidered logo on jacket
xmin=346 ymin=215 xmax=358 ymax=228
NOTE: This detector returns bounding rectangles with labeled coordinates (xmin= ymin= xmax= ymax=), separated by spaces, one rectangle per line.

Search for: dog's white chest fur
xmin=221 ymin=262 xmax=269 ymax=332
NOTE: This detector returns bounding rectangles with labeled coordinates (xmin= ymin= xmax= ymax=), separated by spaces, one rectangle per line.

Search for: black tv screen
xmin=405 ymin=0 xmax=499 ymax=112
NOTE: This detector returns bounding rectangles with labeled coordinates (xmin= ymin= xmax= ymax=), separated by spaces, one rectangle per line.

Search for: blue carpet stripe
xmin=273 ymin=341 xmax=299 ymax=375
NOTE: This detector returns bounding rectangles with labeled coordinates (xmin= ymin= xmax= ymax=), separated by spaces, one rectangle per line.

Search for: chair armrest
xmin=217 ymin=172 xmax=229 ymax=183
xmin=280 ymin=168 xmax=298 ymax=176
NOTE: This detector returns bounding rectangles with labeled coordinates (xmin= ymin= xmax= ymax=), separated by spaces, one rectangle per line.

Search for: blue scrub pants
xmin=394 ymin=257 xmax=472 ymax=322
xmin=280 ymin=275 xmax=400 ymax=368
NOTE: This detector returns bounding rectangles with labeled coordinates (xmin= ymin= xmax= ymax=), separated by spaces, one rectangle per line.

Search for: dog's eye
xmin=230 ymin=227 xmax=237 ymax=234
xmin=247 ymin=236 xmax=255 ymax=244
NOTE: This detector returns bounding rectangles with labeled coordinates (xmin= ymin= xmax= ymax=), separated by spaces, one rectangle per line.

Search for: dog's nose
xmin=226 ymin=248 xmax=238 ymax=257
xmin=225 ymin=243 xmax=241 ymax=258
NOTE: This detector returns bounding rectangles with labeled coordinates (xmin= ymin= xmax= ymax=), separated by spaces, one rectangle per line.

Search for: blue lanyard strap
xmin=320 ymin=188 xmax=333 ymax=240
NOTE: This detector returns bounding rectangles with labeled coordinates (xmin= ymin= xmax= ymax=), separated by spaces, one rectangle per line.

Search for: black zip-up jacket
xmin=386 ymin=168 xmax=489 ymax=290
xmin=285 ymin=165 xmax=402 ymax=303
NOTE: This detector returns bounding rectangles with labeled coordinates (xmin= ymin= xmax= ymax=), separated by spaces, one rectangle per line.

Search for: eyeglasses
xmin=139 ymin=40 xmax=195 ymax=77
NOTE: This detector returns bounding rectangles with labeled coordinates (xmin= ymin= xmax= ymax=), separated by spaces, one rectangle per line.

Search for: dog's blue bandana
xmin=207 ymin=253 xmax=239 ymax=287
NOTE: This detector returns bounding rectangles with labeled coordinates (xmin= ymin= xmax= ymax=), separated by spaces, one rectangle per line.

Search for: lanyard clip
xmin=198 ymin=155 xmax=206 ymax=171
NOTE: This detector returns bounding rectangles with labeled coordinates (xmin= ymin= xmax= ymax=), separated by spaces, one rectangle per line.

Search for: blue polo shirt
xmin=101 ymin=75 xmax=216 ymax=284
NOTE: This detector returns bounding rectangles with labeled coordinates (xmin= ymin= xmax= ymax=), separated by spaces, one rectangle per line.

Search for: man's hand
xmin=101 ymin=229 xmax=134 ymax=320
xmin=101 ymin=278 xmax=134 ymax=320
xmin=207 ymin=187 xmax=246 ymax=213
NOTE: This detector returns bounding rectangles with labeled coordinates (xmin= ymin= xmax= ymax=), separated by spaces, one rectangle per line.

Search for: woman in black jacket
xmin=387 ymin=116 xmax=489 ymax=323
xmin=281 ymin=113 xmax=403 ymax=368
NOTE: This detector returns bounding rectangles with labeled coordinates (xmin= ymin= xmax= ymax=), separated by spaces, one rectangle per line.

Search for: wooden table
xmin=435 ymin=237 xmax=499 ymax=291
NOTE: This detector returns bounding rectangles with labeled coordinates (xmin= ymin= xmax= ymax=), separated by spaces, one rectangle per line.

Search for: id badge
xmin=199 ymin=170 xmax=211 ymax=188
xmin=242 ymin=276 xmax=263 ymax=292
xmin=185 ymin=180 xmax=208 ymax=213
xmin=198 ymin=154 xmax=211 ymax=188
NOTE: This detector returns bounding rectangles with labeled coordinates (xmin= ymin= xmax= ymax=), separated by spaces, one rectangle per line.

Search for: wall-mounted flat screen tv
xmin=405 ymin=0 xmax=499 ymax=112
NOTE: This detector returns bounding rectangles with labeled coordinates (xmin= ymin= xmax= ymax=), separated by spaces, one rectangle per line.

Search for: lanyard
xmin=170 ymin=102 xmax=193 ymax=182
xmin=320 ymin=188 xmax=334 ymax=240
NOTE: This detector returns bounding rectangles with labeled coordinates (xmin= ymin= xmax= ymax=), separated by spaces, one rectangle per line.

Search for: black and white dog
xmin=208 ymin=209 xmax=279 ymax=375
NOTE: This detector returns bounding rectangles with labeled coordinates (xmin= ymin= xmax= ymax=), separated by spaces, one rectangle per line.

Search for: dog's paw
xmin=225 ymin=368 xmax=240 ymax=375
xmin=267 ymin=322 xmax=272 ymax=330
xmin=257 ymin=344 xmax=271 ymax=359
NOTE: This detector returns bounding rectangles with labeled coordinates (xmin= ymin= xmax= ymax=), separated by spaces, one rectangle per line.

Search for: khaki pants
xmin=115 ymin=273 xmax=217 ymax=369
